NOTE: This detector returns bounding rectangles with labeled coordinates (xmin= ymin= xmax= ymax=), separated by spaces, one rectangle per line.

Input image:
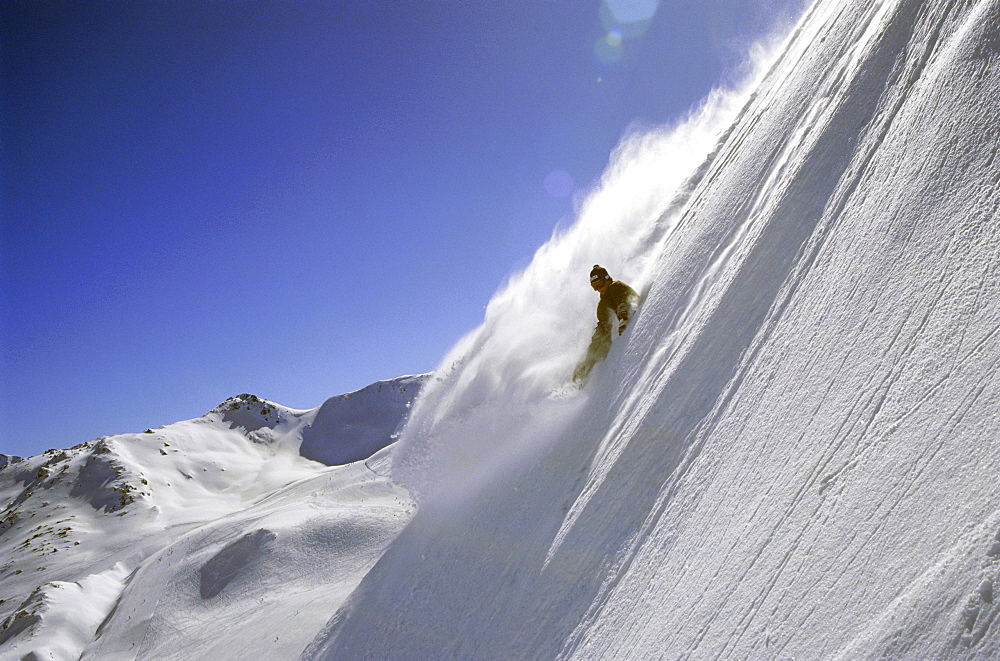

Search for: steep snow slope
xmin=0 ymin=375 xmax=425 ymax=660
xmin=304 ymin=0 xmax=1000 ymax=658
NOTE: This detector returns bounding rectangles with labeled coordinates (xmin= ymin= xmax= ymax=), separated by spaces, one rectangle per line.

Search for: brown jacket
xmin=574 ymin=280 xmax=639 ymax=382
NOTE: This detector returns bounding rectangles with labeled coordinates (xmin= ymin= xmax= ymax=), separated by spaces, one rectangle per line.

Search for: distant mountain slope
xmin=0 ymin=375 xmax=426 ymax=660
xmin=298 ymin=374 xmax=428 ymax=466
xmin=0 ymin=455 xmax=22 ymax=470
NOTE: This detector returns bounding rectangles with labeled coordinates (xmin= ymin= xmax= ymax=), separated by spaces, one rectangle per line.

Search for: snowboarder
xmin=573 ymin=265 xmax=639 ymax=384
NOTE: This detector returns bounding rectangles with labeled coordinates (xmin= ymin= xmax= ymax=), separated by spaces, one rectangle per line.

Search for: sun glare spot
xmin=595 ymin=0 xmax=661 ymax=63
xmin=594 ymin=37 xmax=624 ymax=63
xmin=605 ymin=0 xmax=659 ymax=24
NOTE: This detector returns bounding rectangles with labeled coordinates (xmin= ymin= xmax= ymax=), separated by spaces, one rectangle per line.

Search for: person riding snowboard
xmin=573 ymin=264 xmax=639 ymax=384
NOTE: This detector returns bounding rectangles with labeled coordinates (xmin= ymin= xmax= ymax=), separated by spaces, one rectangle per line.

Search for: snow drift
xmin=304 ymin=0 xmax=1000 ymax=658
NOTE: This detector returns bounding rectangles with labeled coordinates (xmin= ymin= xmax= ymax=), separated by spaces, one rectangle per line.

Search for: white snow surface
xmin=304 ymin=0 xmax=1000 ymax=658
xmin=4 ymin=0 xmax=1000 ymax=658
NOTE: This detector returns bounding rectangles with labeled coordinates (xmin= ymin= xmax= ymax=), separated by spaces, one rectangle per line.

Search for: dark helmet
xmin=590 ymin=264 xmax=610 ymax=284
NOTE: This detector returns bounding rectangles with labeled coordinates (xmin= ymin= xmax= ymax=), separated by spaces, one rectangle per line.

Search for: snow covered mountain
xmin=0 ymin=375 xmax=425 ymax=660
xmin=301 ymin=0 xmax=1000 ymax=658
xmin=5 ymin=0 xmax=1000 ymax=658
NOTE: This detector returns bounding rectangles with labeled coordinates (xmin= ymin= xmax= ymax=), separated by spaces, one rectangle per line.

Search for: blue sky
xmin=1 ymin=0 xmax=803 ymax=458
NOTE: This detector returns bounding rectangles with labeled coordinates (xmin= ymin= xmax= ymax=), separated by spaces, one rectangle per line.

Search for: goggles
xmin=590 ymin=274 xmax=606 ymax=283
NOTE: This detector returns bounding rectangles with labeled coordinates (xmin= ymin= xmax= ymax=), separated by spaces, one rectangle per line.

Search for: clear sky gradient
xmin=2 ymin=0 xmax=804 ymax=458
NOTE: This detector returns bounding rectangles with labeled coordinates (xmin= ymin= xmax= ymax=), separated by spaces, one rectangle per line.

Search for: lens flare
xmin=595 ymin=0 xmax=660 ymax=63
xmin=594 ymin=35 xmax=625 ymax=64
xmin=605 ymin=0 xmax=659 ymax=24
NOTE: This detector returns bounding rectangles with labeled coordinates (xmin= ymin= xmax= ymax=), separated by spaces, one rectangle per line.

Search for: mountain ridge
xmin=0 ymin=375 xmax=427 ymax=659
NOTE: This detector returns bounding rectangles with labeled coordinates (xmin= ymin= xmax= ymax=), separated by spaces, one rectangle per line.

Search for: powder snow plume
xmin=391 ymin=33 xmax=792 ymax=507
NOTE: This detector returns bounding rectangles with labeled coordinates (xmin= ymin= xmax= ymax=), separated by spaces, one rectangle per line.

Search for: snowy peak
xmin=1 ymin=375 xmax=429 ymax=550
xmin=198 ymin=374 xmax=429 ymax=466
xmin=210 ymin=393 xmax=293 ymax=437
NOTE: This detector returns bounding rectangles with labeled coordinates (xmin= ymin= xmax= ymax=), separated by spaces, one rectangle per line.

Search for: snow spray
xmin=392 ymin=41 xmax=787 ymax=508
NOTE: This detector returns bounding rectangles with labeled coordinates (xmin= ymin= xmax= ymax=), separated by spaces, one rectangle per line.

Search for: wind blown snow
xmin=391 ymin=39 xmax=786 ymax=508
